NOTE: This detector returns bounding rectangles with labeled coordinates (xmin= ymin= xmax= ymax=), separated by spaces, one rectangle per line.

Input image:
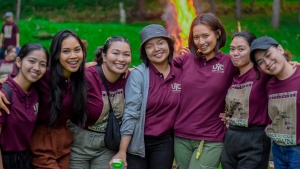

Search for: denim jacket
xmin=120 ymin=63 xmax=149 ymax=157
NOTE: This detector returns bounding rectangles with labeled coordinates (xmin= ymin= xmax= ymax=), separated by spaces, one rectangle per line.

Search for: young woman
xmin=110 ymin=24 xmax=181 ymax=169
xmin=0 ymin=42 xmax=49 ymax=169
xmin=0 ymin=45 xmax=18 ymax=78
xmin=30 ymin=29 xmax=87 ymax=169
xmin=68 ymin=36 xmax=132 ymax=169
xmin=250 ymin=36 xmax=300 ymax=169
xmin=220 ymin=31 xmax=271 ymax=169
xmin=173 ymin=13 xmax=237 ymax=169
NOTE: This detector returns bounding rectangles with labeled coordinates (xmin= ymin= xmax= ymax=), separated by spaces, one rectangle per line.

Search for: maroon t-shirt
xmin=173 ymin=52 xmax=237 ymax=141
xmin=0 ymin=75 xmax=39 ymax=151
xmin=144 ymin=63 xmax=181 ymax=136
xmin=85 ymin=66 xmax=128 ymax=132
xmin=35 ymin=69 xmax=73 ymax=127
xmin=265 ymin=66 xmax=300 ymax=146
xmin=0 ymin=60 xmax=18 ymax=78
xmin=1 ymin=22 xmax=19 ymax=48
xmin=226 ymin=68 xmax=272 ymax=127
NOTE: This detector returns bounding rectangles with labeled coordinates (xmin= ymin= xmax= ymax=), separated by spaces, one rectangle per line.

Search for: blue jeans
xmin=272 ymin=141 xmax=300 ymax=169
xmin=127 ymin=134 xmax=174 ymax=169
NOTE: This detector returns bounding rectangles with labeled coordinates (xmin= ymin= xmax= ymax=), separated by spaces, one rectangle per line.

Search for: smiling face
xmin=6 ymin=47 xmax=17 ymax=62
xmin=192 ymin=24 xmax=220 ymax=60
xmin=102 ymin=41 xmax=131 ymax=76
xmin=230 ymin=37 xmax=252 ymax=69
xmin=16 ymin=50 xmax=47 ymax=83
xmin=254 ymin=45 xmax=287 ymax=76
xmin=144 ymin=37 xmax=170 ymax=66
xmin=5 ymin=16 xmax=14 ymax=23
xmin=59 ymin=36 xmax=84 ymax=78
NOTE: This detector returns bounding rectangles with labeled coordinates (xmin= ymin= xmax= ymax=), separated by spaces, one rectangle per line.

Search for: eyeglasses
xmin=144 ymin=40 xmax=167 ymax=51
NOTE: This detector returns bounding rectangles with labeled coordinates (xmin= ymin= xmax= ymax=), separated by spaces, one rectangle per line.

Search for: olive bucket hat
xmin=139 ymin=24 xmax=175 ymax=48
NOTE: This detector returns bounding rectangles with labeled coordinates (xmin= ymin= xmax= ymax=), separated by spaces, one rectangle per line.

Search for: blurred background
xmin=0 ymin=0 xmax=299 ymax=66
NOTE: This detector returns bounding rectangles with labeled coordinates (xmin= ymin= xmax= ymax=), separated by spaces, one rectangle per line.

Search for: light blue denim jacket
xmin=120 ymin=63 xmax=149 ymax=157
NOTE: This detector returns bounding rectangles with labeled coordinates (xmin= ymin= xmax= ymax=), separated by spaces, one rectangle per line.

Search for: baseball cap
xmin=139 ymin=24 xmax=174 ymax=48
xmin=5 ymin=12 xmax=13 ymax=17
xmin=250 ymin=36 xmax=279 ymax=59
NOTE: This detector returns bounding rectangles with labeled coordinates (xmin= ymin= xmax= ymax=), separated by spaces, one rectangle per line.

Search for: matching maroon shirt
xmin=35 ymin=69 xmax=73 ymax=127
xmin=266 ymin=67 xmax=300 ymax=146
xmin=173 ymin=52 xmax=237 ymax=141
xmin=226 ymin=68 xmax=272 ymax=127
xmin=0 ymin=54 xmax=281 ymax=148
xmin=0 ymin=59 xmax=18 ymax=78
xmin=0 ymin=75 xmax=39 ymax=151
xmin=85 ymin=66 xmax=127 ymax=132
xmin=144 ymin=63 xmax=181 ymax=136
xmin=1 ymin=22 xmax=19 ymax=48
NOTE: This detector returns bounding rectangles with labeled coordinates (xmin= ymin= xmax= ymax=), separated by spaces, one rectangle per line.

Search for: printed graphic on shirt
xmin=171 ymin=83 xmax=181 ymax=93
xmin=212 ymin=63 xmax=224 ymax=73
xmin=226 ymin=81 xmax=252 ymax=127
xmin=33 ymin=103 xmax=39 ymax=115
xmin=88 ymin=89 xmax=125 ymax=132
xmin=266 ymin=91 xmax=297 ymax=146
xmin=4 ymin=25 xmax=13 ymax=39
xmin=0 ymin=63 xmax=14 ymax=78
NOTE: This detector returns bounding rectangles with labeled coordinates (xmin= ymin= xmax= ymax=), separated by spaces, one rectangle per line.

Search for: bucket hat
xmin=139 ymin=24 xmax=174 ymax=48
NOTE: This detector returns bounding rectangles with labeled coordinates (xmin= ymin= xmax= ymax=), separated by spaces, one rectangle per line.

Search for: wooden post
xmin=298 ymin=0 xmax=300 ymax=23
xmin=236 ymin=0 xmax=242 ymax=19
xmin=16 ymin=0 xmax=21 ymax=21
xmin=272 ymin=0 xmax=280 ymax=28
xmin=119 ymin=2 xmax=126 ymax=24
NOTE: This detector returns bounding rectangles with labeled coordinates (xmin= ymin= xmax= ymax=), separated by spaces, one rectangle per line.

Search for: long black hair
xmin=49 ymin=29 xmax=87 ymax=127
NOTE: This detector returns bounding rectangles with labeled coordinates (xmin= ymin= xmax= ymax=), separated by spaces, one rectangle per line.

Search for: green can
xmin=112 ymin=159 xmax=124 ymax=169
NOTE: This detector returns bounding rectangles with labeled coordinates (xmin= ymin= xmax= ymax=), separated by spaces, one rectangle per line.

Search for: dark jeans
xmin=2 ymin=149 xmax=32 ymax=169
xmin=127 ymin=134 xmax=174 ymax=169
xmin=221 ymin=125 xmax=271 ymax=169
xmin=272 ymin=141 xmax=300 ymax=169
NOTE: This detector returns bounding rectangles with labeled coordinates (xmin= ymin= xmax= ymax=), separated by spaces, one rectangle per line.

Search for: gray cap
xmin=250 ymin=36 xmax=279 ymax=59
xmin=5 ymin=12 xmax=13 ymax=17
xmin=139 ymin=24 xmax=174 ymax=47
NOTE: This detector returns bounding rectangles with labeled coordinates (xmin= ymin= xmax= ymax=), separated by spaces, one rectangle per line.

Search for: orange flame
xmin=163 ymin=0 xmax=196 ymax=55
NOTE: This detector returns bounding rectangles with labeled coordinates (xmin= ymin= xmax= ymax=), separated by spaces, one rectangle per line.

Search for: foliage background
xmin=0 ymin=0 xmax=299 ymax=66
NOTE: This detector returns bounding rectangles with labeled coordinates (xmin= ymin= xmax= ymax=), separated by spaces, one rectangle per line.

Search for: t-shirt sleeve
xmin=14 ymin=24 xmax=19 ymax=33
xmin=173 ymin=53 xmax=187 ymax=68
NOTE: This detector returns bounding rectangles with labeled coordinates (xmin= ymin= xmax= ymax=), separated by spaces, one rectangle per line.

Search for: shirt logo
xmin=171 ymin=83 xmax=181 ymax=93
xmin=4 ymin=25 xmax=13 ymax=38
xmin=212 ymin=63 xmax=224 ymax=73
xmin=33 ymin=103 xmax=39 ymax=115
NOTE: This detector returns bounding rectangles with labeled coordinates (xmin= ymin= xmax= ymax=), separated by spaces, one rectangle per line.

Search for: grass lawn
xmin=18 ymin=13 xmax=300 ymax=67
